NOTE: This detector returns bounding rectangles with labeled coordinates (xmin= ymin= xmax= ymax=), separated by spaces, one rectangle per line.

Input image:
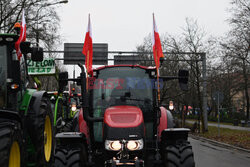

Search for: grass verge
xmin=186 ymin=119 xmax=233 ymax=126
xmin=186 ymin=123 xmax=250 ymax=150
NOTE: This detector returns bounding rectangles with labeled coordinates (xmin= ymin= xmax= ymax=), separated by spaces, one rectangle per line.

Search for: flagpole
xmin=156 ymin=52 xmax=161 ymax=104
xmin=86 ymin=50 xmax=89 ymax=91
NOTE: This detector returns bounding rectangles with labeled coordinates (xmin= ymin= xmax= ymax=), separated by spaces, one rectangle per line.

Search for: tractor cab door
xmin=0 ymin=46 xmax=8 ymax=109
xmin=6 ymin=44 xmax=21 ymax=110
xmin=0 ymin=44 xmax=24 ymax=110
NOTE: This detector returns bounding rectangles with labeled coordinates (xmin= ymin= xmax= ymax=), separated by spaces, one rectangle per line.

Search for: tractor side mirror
xmin=160 ymin=57 xmax=164 ymax=66
xmin=20 ymin=42 xmax=32 ymax=54
xmin=31 ymin=47 xmax=43 ymax=61
xmin=10 ymin=60 xmax=21 ymax=92
xmin=178 ymin=70 xmax=189 ymax=91
xmin=59 ymin=72 xmax=68 ymax=92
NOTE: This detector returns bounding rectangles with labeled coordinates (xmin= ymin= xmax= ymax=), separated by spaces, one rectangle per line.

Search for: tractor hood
xmin=104 ymin=106 xmax=144 ymax=128
xmin=103 ymin=106 xmax=145 ymax=140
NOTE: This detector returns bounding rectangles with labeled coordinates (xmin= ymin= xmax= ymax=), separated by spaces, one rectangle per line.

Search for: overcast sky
xmin=57 ymin=0 xmax=231 ymax=51
xmin=56 ymin=0 xmax=232 ymax=76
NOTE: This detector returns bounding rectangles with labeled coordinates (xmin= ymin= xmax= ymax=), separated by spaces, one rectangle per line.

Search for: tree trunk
xmin=242 ymin=59 xmax=249 ymax=120
xmin=195 ymin=61 xmax=205 ymax=132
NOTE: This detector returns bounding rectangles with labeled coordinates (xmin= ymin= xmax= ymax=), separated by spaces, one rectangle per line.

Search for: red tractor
xmin=55 ymin=64 xmax=194 ymax=167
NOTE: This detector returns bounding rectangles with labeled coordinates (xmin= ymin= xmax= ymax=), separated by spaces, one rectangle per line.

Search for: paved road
xmin=186 ymin=120 xmax=250 ymax=131
xmin=190 ymin=137 xmax=250 ymax=167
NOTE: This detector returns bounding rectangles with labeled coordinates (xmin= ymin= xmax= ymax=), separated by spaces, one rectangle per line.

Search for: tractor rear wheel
xmin=54 ymin=145 xmax=87 ymax=167
xmin=28 ymin=97 xmax=55 ymax=167
xmin=0 ymin=121 xmax=23 ymax=167
xmin=163 ymin=140 xmax=195 ymax=167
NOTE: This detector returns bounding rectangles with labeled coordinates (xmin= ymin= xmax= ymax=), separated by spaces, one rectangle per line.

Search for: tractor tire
xmin=28 ymin=97 xmax=55 ymax=167
xmin=54 ymin=146 xmax=87 ymax=167
xmin=163 ymin=140 xmax=195 ymax=167
xmin=54 ymin=98 xmax=64 ymax=133
xmin=0 ymin=121 xmax=23 ymax=167
xmin=62 ymin=119 xmax=74 ymax=132
xmin=62 ymin=111 xmax=80 ymax=132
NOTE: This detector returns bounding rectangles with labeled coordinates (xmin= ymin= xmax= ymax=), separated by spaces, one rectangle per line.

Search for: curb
xmin=189 ymin=134 xmax=250 ymax=154
xmin=185 ymin=120 xmax=250 ymax=132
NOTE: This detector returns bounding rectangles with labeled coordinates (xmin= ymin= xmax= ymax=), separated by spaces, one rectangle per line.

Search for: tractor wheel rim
xmin=9 ymin=141 xmax=21 ymax=167
xmin=44 ymin=115 xmax=52 ymax=162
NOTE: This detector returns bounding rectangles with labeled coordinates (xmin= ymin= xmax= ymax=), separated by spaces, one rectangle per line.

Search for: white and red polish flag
xmin=152 ymin=13 xmax=164 ymax=68
xmin=15 ymin=10 xmax=26 ymax=60
xmin=82 ymin=14 xmax=93 ymax=75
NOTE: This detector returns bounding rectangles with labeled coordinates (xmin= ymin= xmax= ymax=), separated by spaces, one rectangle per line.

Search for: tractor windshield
xmin=92 ymin=67 xmax=154 ymax=117
xmin=0 ymin=46 xmax=7 ymax=108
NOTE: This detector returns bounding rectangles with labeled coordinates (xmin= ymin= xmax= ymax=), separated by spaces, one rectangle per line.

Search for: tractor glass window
xmin=0 ymin=46 xmax=7 ymax=108
xmin=92 ymin=67 xmax=153 ymax=116
xmin=19 ymin=53 xmax=28 ymax=90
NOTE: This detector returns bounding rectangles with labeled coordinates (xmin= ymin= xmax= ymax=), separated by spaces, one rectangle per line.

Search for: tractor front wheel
xmin=28 ymin=97 xmax=55 ymax=167
xmin=163 ymin=140 xmax=195 ymax=167
xmin=0 ymin=121 xmax=23 ymax=167
xmin=54 ymin=145 xmax=87 ymax=167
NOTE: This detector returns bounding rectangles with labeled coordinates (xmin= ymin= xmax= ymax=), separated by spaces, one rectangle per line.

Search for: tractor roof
xmin=0 ymin=34 xmax=19 ymax=44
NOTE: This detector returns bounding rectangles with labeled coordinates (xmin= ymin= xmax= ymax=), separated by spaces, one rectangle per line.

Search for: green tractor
xmin=0 ymin=33 xmax=55 ymax=166
xmin=29 ymin=65 xmax=70 ymax=133
xmin=49 ymin=72 xmax=83 ymax=132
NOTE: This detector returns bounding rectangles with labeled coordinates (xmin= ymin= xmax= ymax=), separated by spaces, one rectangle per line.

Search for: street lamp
xmin=45 ymin=0 xmax=68 ymax=6
xmin=58 ymin=0 xmax=68 ymax=3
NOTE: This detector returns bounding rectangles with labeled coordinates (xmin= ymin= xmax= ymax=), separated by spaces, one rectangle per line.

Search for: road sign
xmin=212 ymin=91 xmax=224 ymax=105
xmin=64 ymin=43 xmax=108 ymax=65
xmin=114 ymin=55 xmax=142 ymax=65
xmin=27 ymin=58 xmax=55 ymax=75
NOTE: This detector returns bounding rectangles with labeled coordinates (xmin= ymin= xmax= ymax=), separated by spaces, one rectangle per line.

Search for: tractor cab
xmin=0 ymin=34 xmax=43 ymax=111
xmin=90 ymin=65 xmax=157 ymax=142
xmin=0 ymin=34 xmax=23 ymax=110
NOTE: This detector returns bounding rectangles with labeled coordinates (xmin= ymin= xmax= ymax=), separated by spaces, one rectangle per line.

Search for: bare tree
xmin=221 ymin=0 xmax=250 ymax=119
xmin=181 ymin=18 xmax=209 ymax=132
xmin=136 ymin=33 xmax=189 ymax=108
xmin=0 ymin=0 xmax=64 ymax=48
xmin=136 ymin=18 xmax=211 ymax=132
xmin=1 ymin=0 xmax=67 ymax=91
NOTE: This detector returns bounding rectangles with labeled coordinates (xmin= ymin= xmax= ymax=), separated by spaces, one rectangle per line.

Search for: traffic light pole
xmin=46 ymin=50 xmax=209 ymax=131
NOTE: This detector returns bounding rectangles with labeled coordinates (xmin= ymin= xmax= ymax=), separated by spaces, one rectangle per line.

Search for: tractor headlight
xmin=71 ymin=106 xmax=77 ymax=112
xmin=126 ymin=139 xmax=143 ymax=151
xmin=105 ymin=140 xmax=122 ymax=151
xmin=5 ymin=37 xmax=14 ymax=42
xmin=71 ymin=103 xmax=77 ymax=112
xmin=105 ymin=139 xmax=144 ymax=151
xmin=151 ymin=70 xmax=156 ymax=77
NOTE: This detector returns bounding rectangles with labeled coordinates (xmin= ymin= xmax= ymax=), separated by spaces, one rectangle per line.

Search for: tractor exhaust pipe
xmin=78 ymin=63 xmax=103 ymax=122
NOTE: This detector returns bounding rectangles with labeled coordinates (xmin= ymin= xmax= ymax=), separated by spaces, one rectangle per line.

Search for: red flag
xmin=152 ymin=13 xmax=164 ymax=68
xmin=15 ymin=10 xmax=26 ymax=60
xmin=82 ymin=14 xmax=93 ymax=75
